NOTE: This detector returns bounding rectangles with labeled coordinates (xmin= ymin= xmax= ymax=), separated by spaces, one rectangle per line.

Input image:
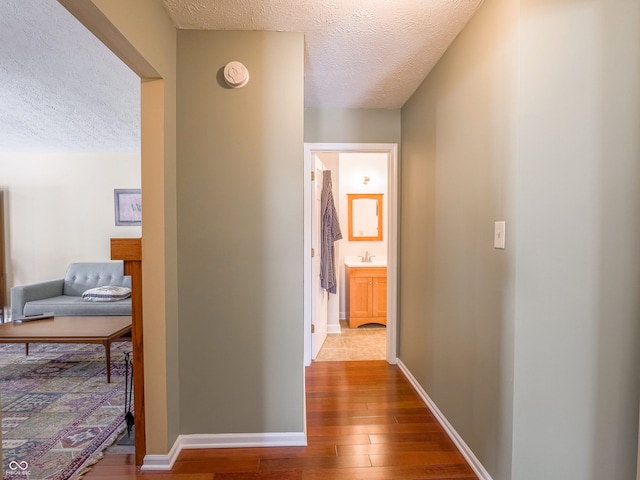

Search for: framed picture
xmin=114 ymin=189 xmax=142 ymax=226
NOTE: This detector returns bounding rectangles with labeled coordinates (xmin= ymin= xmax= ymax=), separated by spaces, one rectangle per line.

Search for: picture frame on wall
xmin=114 ymin=189 xmax=142 ymax=226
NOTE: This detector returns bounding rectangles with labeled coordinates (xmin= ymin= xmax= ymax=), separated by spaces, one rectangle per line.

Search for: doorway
xmin=303 ymin=143 xmax=398 ymax=366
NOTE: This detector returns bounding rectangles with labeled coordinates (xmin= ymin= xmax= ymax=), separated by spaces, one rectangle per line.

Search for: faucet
xmin=361 ymin=251 xmax=374 ymax=263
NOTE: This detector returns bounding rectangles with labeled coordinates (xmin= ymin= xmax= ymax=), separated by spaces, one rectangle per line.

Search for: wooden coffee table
xmin=0 ymin=315 xmax=131 ymax=382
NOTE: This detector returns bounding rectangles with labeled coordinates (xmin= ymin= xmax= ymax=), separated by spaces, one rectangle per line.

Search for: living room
xmin=0 ymin=1 xmax=143 ymax=477
xmin=0 ymin=0 xmax=142 ymax=303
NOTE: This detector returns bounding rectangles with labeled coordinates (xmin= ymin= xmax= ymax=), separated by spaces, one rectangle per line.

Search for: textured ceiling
xmin=0 ymin=0 xmax=482 ymax=152
xmin=162 ymin=0 xmax=484 ymax=109
xmin=0 ymin=0 xmax=140 ymax=152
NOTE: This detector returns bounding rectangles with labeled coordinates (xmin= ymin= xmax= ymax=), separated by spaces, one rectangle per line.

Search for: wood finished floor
xmin=84 ymin=361 xmax=476 ymax=479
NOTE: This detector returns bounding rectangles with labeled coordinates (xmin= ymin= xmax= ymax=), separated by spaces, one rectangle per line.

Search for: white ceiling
xmin=0 ymin=0 xmax=482 ymax=152
xmin=0 ymin=0 xmax=140 ymax=152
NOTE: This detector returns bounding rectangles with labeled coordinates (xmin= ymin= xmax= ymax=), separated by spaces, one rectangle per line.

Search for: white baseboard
xmin=396 ymin=360 xmax=493 ymax=480
xmin=141 ymin=431 xmax=306 ymax=471
xmin=141 ymin=438 xmax=181 ymax=471
xmin=328 ymin=324 xmax=341 ymax=334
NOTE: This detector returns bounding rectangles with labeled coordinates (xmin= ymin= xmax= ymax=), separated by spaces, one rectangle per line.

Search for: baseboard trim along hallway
xmin=397 ymin=359 xmax=493 ymax=480
xmin=141 ymin=432 xmax=307 ymax=470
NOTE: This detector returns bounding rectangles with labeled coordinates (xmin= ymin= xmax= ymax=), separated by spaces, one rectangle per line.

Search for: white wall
xmin=0 ymin=151 xmax=141 ymax=316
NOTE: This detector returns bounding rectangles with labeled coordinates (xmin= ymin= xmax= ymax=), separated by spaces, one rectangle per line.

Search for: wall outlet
xmin=494 ymin=221 xmax=506 ymax=249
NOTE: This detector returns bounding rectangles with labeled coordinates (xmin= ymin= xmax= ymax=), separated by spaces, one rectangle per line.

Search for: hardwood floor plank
xmin=85 ymin=470 xmax=214 ymax=479
xmin=337 ymin=439 xmax=458 ymax=456
xmin=307 ymin=422 xmax=445 ymax=437
xmin=177 ymin=445 xmax=336 ymax=460
xmin=308 ymin=406 xmax=432 ymax=418
xmin=364 ymin=400 xmax=427 ymax=409
xmin=306 ymin=434 xmax=371 ymax=446
xmin=369 ymin=432 xmax=462 ymax=444
xmin=134 ymin=475 xmax=215 ymax=479
xmin=394 ymin=413 xmax=437 ymax=424
xmin=171 ymin=458 xmax=259 ymax=474
xmin=213 ymin=472 xmax=302 ymax=480
xmin=369 ymin=451 xmax=468 ymax=467
xmin=258 ymin=454 xmax=371 ymax=471
xmin=300 ymin=464 xmax=476 ymax=480
xmin=307 ymin=412 xmax=401 ymax=426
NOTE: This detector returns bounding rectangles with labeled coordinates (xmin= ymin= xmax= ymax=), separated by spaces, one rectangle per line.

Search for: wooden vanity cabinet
xmin=345 ymin=266 xmax=387 ymax=328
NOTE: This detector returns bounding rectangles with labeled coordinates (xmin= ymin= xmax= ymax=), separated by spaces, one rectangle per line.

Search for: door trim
xmin=303 ymin=143 xmax=398 ymax=366
xmin=310 ymin=159 xmax=329 ymax=359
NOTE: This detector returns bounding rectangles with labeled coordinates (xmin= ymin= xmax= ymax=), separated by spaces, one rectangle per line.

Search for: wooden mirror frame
xmin=347 ymin=193 xmax=383 ymax=241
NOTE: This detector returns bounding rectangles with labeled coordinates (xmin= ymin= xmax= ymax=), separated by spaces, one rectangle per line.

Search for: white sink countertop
xmin=344 ymin=255 xmax=387 ymax=268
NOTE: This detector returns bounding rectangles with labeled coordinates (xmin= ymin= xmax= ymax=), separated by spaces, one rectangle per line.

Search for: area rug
xmin=0 ymin=341 xmax=131 ymax=480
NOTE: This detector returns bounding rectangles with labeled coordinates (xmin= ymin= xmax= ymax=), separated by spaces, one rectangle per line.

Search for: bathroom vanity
xmin=345 ymin=265 xmax=387 ymax=328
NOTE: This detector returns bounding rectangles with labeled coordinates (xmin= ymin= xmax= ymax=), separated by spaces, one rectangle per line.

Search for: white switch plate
xmin=494 ymin=221 xmax=506 ymax=249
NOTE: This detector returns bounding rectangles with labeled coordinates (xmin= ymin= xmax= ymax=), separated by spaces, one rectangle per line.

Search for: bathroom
xmin=314 ymin=151 xmax=389 ymax=361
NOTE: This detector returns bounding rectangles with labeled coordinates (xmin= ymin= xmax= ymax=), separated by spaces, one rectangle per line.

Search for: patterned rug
xmin=0 ymin=341 xmax=132 ymax=480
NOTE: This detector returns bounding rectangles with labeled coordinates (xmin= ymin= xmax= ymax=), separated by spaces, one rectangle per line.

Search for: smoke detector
xmin=223 ymin=61 xmax=249 ymax=88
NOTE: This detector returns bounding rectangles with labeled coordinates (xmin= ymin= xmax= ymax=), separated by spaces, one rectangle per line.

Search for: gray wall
xmin=400 ymin=0 xmax=518 ymax=477
xmin=512 ymin=1 xmax=640 ymax=478
xmin=305 ymin=108 xmax=401 ymax=144
xmin=400 ymin=0 xmax=640 ymax=478
xmin=176 ymin=30 xmax=305 ymax=434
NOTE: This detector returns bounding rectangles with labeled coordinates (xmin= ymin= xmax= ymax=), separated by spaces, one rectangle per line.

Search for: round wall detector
xmin=223 ymin=61 xmax=249 ymax=88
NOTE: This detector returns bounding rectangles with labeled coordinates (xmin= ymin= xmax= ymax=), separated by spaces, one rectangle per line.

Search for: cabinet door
xmin=350 ymin=276 xmax=373 ymax=317
xmin=372 ymin=276 xmax=387 ymax=318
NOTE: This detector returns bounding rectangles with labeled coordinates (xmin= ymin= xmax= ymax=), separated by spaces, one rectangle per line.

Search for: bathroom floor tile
xmin=316 ymin=321 xmax=386 ymax=362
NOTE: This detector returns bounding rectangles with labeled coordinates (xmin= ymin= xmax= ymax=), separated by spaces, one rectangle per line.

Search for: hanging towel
xmin=320 ymin=170 xmax=343 ymax=294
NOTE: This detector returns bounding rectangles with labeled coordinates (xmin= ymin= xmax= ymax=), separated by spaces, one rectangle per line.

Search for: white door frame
xmin=310 ymin=157 xmax=329 ymax=359
xmin=303 ymin=142 xmax=398 ymax=366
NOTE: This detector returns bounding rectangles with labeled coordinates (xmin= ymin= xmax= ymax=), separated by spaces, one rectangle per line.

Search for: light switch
xmin=494 ymin=221 xmax=506 ymax=249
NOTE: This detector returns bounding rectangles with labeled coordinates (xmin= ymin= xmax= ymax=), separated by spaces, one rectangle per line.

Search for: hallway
xmin=85 ymin=361 xmax=476 ymax=479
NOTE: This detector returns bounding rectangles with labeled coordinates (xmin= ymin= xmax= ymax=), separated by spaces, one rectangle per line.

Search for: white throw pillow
xmin=82 ymin=286 xmax=131 ymax=302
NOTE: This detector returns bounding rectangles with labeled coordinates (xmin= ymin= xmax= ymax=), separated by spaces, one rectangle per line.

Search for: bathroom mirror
xmin=347 ymin=193 xmax=383 ymax=241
